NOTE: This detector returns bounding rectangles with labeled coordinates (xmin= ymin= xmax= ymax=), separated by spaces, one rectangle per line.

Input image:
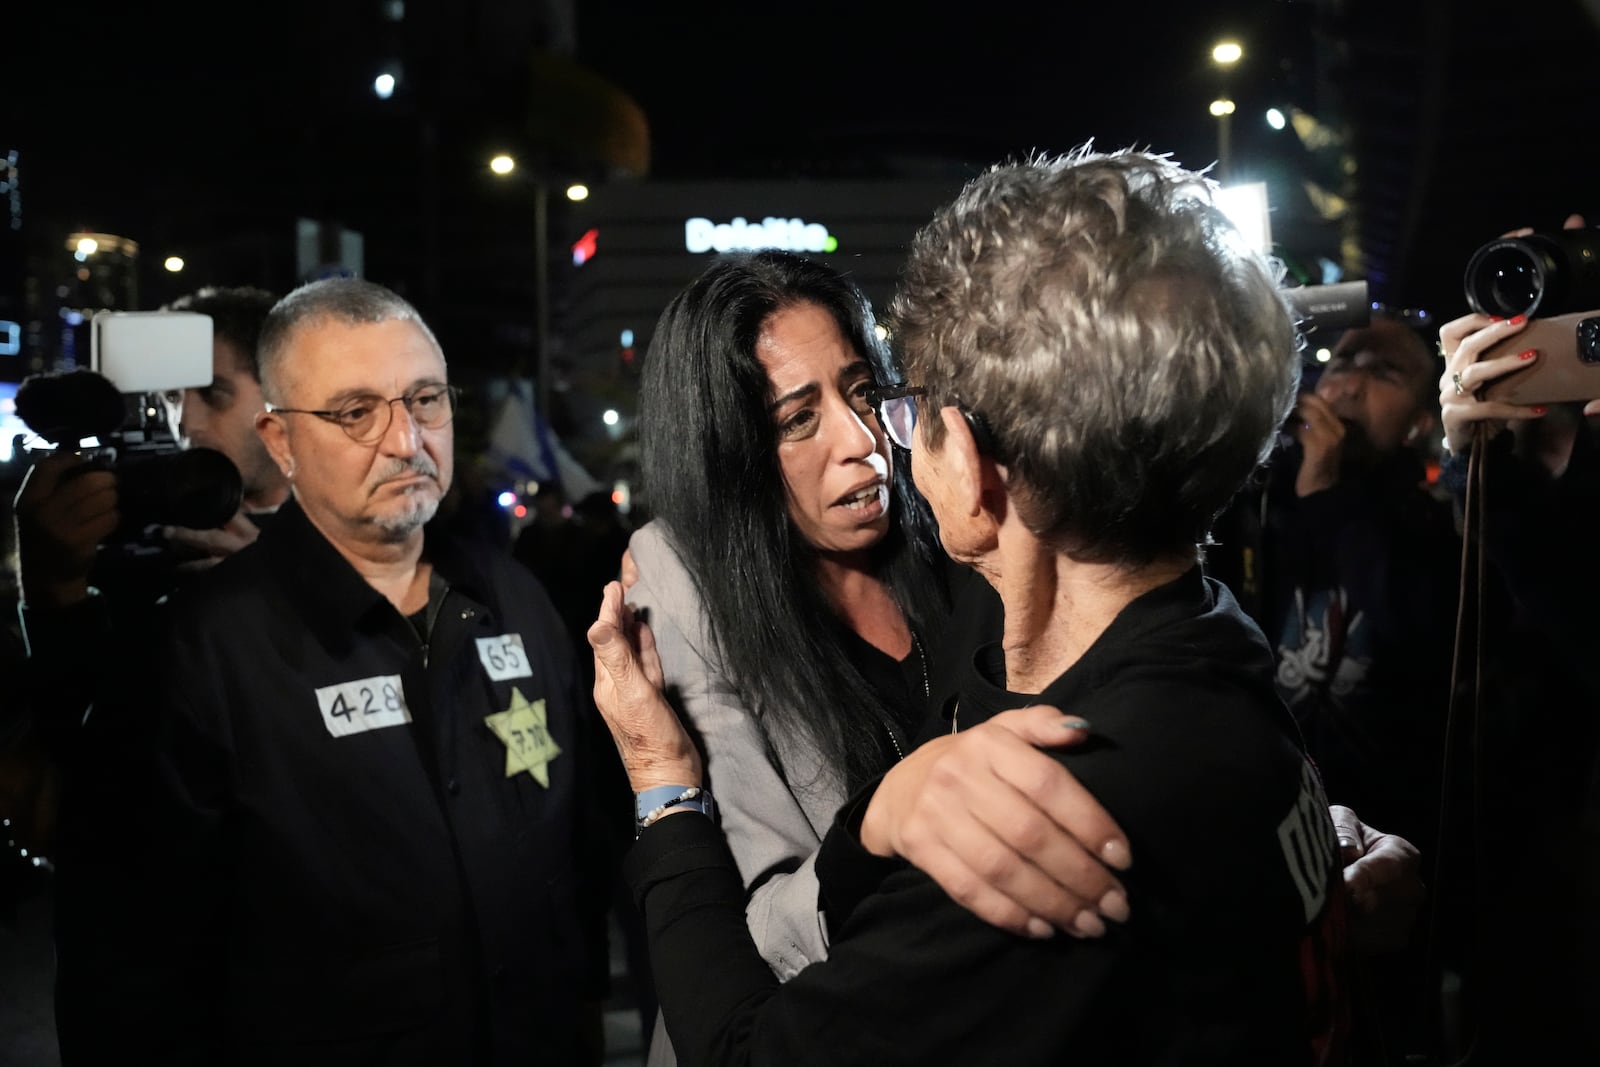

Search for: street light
xmin=491 ymin=154 xmax=552 ymax=423
xmin=1210 ymin=98 xmax=1236 ymax=181
xmin=1212 ymin=41 xmax=1242 ymax=65
xmin=565 ymin=183 xmax=589 ymax=202
xmin=1210 ymin=41 xmax=1242 ymax=181
xmin=164 ymin=256 xmax=185 ymax=273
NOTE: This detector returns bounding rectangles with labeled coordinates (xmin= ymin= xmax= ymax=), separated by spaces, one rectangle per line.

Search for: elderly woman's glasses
xmin=267 ymin=384 xmax=460 ymax=444
xmin=867 ymin=384 xmax=924 ymax=450
xmin=869 ymin=384 xmax=1002 ymax=459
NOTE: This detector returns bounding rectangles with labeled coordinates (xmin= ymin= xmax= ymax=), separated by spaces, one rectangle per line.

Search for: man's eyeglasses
xmin=867 ymin=384 xmax=1001 ymax=458
xmin=866 ymin=384 xmax=925 ymax=451
xmin=266 ymin=384 xmax=460 ymax=444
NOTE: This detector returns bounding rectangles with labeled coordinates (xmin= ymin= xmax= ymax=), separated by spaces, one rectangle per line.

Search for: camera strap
xmin=1424 ymin=424 xmax=1490 ymax=1066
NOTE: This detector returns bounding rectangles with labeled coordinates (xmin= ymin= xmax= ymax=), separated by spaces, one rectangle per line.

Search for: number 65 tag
xmin=476 ymin=634 xmax=532 ymax=681
xmin=315 ymin=675 xmax=411 ymax=738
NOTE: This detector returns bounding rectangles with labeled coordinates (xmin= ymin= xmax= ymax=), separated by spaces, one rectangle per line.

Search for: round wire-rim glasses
xmin=266 ymin=384 xmax=460 ymax=444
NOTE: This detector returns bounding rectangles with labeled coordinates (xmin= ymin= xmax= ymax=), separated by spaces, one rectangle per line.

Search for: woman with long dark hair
xmin=626 ymin=252 xmax=953 ymax=990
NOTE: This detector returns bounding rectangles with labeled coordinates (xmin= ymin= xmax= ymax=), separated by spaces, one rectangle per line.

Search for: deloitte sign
xmin=685 ymin=216 xmax=837 ymax=254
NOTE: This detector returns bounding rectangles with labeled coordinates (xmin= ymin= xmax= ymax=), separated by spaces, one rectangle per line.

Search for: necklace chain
xmin=909 ymin=630 xmax=929 ymax=702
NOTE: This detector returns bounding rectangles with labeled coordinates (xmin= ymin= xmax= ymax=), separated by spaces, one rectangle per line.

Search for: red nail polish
xmin=1509 ymin=314 xmax=1528 ymax=326
xmin=1519 ymin=349 xmax=1537 ymax=360
xmin=1490 ymin=316 xmax=1505 ymax=322
xmin=1532 ymin=406 xmax=1548 ymax=415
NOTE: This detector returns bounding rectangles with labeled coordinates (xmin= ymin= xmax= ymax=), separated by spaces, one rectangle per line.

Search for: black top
xmin=627 ymin=566 xmax=1350 ymax=1066
xmin=833 ymin=620 xmax=929 ymax=768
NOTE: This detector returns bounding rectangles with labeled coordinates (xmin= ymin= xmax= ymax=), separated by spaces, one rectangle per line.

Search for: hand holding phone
xmin=1479 ymin=311 xmax=1600 ymax=406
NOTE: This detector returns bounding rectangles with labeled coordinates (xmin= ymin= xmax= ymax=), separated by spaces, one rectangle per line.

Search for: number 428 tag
xmin=316 ymin=675 xmax=411 ymax=738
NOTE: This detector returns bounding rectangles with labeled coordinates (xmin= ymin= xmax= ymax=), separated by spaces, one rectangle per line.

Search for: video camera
xmin=1462 ymin=229 xmax=1600 ymax=405
xmin=15 ymin=311 xmax=242 ymax=535
xmin=1281 ymin=280 xmax=1371 ymax=338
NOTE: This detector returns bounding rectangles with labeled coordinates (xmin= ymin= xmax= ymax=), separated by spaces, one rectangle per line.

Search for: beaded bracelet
xmin=636 ymin=790 xmax=707 ymax=831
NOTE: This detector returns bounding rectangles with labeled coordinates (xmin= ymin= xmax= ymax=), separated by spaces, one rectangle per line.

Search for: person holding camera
xmin=8 ymin=285 xmax=290 ymax=1061
xmin=1435 ymin=217 xmax=1600 ymax=1064
xmin=13 ymin=286 xmax=286 ymax=616
xmin=12 ymin=286 xmax=285 ymax=732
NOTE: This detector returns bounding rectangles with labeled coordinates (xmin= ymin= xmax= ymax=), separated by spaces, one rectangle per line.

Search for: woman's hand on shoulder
xmin=858 ymin=706 xmax=1131 ymax=940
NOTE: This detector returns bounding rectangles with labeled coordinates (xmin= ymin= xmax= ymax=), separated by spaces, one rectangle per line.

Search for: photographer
xmin=9 ymin=284 xmax=281 ymax=1063
xmin=1436 ymin=216 xmax=1600 ymax=1063
xmin=14 ymin=285 xmax=281 ymax=614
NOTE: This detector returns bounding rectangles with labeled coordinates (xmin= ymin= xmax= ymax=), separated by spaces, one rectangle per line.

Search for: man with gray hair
xmin=110 ymin=278 xmax=610 ymax=1064
xmin=588 ymin=148 xmax=1350 ymax=1064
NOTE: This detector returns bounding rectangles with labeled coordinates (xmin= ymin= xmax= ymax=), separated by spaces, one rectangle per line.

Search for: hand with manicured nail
xmin=1436 ymin=312 xmax=1552 ymax=453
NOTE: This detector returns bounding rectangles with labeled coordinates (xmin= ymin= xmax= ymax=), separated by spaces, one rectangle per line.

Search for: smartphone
xmin=91 ymin=310 xmax=213 ymax=393
xmin=1480 ymin=310 xmax=1600 ymax=405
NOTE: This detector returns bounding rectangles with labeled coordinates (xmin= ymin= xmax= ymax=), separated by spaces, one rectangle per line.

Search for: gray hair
xmin=257 ymin=278 xmax=444 ymax=404
xmin=891 ymin=147 xmax=1300 ymax=565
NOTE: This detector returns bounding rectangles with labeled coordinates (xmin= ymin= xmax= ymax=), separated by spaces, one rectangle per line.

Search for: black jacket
xmin=80 ymin=498 xmax=610 ymax=1066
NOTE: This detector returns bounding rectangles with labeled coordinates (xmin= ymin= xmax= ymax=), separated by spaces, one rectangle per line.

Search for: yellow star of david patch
xmin=484 ymin=687 xmax=562 ymax=786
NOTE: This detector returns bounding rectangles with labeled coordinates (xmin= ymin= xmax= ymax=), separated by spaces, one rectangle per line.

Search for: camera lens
xmin=1464 ymin=229 xmax=1600 ymax=320
xmin=115 ymin=447 xmax=243 ymax=532
xmin=1580 ymin=317 xmax=1600 ymax=365
xmin=1464 ymin=240 xmax=1546 ymax=319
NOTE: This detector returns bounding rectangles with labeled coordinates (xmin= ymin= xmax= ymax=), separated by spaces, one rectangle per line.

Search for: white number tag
xmin=315 ymin=675 xmax=411 ymax=738
xmin=476 ymin=634 xmax=532 ymax=681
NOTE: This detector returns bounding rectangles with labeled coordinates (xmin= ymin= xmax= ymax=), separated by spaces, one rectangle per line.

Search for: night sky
xmin=9 ymin=0 xmax=1600 ymax=331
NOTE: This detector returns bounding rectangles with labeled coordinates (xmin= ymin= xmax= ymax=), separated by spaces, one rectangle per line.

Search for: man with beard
xmin=101 ymin=278 xmax=610 ymax=1065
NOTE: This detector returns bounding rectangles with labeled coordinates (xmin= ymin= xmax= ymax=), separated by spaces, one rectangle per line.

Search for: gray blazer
xmin=629 ymin=521 xmax=849 ymax=1067
xmin=627 ymin=521 xmax=846 ymax=977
